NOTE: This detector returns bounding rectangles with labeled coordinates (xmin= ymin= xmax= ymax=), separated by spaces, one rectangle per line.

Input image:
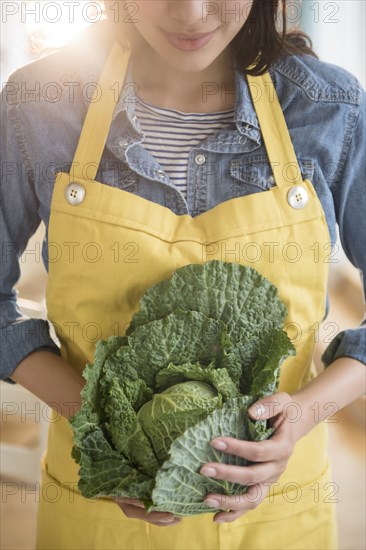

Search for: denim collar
xmin=110 ymin=56 xmax=262 ymax=146
xmin=232 ymin=57 xmax=262 ymax=142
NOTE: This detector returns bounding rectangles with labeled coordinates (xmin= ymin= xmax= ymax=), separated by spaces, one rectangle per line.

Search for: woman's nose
xmin=168 ymin=0 xmax=206 ymax=26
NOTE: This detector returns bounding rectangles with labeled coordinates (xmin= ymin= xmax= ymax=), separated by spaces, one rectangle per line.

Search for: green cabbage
xmin=70 ymin=260 xmax=295 ymax=516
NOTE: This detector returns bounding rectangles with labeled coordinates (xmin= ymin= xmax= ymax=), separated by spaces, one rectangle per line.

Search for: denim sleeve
xmin=0 ymin=84 xmax=61 ymax=381
xmin=321 ymin=82 xmax=366 ymax=368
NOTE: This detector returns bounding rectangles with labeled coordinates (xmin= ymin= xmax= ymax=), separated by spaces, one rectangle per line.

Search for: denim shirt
xmin=1 ymin=29 xmax=365 ymax=380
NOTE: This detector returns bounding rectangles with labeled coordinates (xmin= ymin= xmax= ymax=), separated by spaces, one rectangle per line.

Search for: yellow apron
xmin=36 ymin=42 xmax=338 ymax=549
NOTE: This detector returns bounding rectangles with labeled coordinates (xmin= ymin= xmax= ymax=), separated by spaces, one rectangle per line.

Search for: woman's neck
xmin=131 ymin=48 xmax=236 ymax=114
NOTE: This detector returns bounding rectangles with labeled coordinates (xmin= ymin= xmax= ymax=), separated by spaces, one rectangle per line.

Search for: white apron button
xmin=287 ymin=185 xmax=309 ymax=209
xmin=65 ymin=182 xmax=86 ymax=205
xmin=195 ymin=154 xmax=206 ymax=165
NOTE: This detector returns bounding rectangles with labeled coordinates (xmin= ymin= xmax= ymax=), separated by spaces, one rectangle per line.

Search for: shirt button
xmin=64 ymin=182 xmax=86 ymax=205
xmin=118 ymin=139 xmax=128 ymax=147
xmin=195 ymin=154 xmax=206 ymax=165
xmin=268 ymin=175 xmax=275 ymax=186
xmin=239 ymin=136 xmax=247 ymax=144
xmin=287 ymin=185 xmax=309 ymax=209
xmin=244 ymin=124 xmax=251 ymax=130
xmin=156 ymin=169 xmax=165 ymax=179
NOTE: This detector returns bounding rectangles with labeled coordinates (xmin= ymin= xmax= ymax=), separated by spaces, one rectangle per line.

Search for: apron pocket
xmin=217 ymin=461 xmax=339 ymax=550
xmin=36 ymin=463 xmax=151 ymax=550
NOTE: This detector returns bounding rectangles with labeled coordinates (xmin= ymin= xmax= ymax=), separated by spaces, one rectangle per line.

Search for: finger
xmin=247 ymin=392 xmax=292 ymax=420
xmin=200 ymin=461 xmax=280 ymax=486
xmin=114 ymin=497 xmax=145 ymax=508
xmin=213 ymin=509 xmax=245 ymax=524
xmin=116 ymin=502 xmax=181 ymax=525
xmin=206 ymin=483 xmax=269 ymax=514
xmin=149 ymin=518 xmax=182 ymax=527
xmin=210 ymin=436 xmax=290 ymax=462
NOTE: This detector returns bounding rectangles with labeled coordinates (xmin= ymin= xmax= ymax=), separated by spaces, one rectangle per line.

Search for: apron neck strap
xmin=70 ymin=42 xmax=302 ymax=188
xmin=246 ymin=71 xmax=303 ymax=187
xmin=71 ymin=41 xmax=131 ymax=182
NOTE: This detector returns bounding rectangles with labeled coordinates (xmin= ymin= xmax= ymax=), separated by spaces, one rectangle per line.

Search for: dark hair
xmin=230 ymin=0 xmax=318 ymax=75
xmin=104 ymin=0 xmax=318 ymax=75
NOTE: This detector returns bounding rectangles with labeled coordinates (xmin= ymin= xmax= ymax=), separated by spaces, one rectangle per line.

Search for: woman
xmin=1 ymin=1 xmax=365 ymax=548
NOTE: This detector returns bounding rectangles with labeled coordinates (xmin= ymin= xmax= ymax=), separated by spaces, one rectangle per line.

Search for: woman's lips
xmin=162 ymin=29 xmax=218 ymax=51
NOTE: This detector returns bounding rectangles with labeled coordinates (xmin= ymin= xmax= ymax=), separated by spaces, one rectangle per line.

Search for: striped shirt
xmin=134 ymin=94 xmax=235 ymax=199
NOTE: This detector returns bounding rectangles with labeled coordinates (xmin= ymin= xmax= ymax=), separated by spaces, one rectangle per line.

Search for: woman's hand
xmin=199 ymin=358 xmax=366 ymax=523
xmin=200 ymin=392 xmax=305 ymax=523
xmin=114 ymin=497 xmax=182 ymax=527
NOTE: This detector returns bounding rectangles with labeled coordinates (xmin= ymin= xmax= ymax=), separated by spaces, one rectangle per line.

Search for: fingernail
xmin=200 ymin=466 xmax=217 ymax=477
xmin=214 ymin=518 xmax=225 ymax=523
xmin=211 ymin=439 xmax=227 ymax=450
xmin=249 ymin=403 xmax=266 ymax=418
xmin=205 ymin=499 xmax=220 ymax=508
xmin=160 ymin=516 xmax=175 ymax=523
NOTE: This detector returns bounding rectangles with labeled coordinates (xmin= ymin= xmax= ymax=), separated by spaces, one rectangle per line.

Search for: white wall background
xmin=301 ymin=0 xmax=366 ymax=87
